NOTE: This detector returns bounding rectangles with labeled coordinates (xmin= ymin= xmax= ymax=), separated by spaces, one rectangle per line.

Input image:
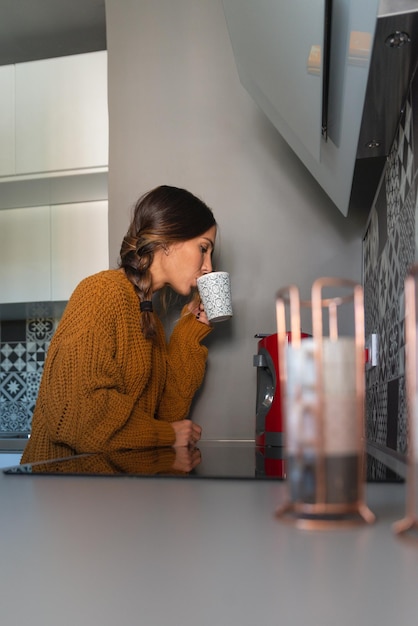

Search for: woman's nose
xmin=202 ymin=256 xmax=213 ymax=274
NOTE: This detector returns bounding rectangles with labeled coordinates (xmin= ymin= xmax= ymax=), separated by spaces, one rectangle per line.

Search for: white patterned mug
xmin=196 ymin=271 xmax=233 ymax=323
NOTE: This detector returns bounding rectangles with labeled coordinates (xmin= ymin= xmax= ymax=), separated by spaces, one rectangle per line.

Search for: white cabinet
xmin=15 ymin=51 xmax=108 ymax=175
xmin=51 ymin=201 xmax=109 ymax=300
xmin=0 ymin=52 xmax=109 ymax=304
xmin=0 ymin=201 xmax=108 ymax=304
xmin=0 ymin=206 xmax=51 ymax=303
xmin=0 ymin=65 xmax=15 ymax=177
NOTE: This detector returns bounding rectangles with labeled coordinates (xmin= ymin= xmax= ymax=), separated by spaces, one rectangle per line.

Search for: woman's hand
xmin=171 ymin=419 xmax=202 ymax=447
xmin=187 ymin=299 xmax=211 ymax=326
xmin=171 ymin=446 xmax=202 ymax=472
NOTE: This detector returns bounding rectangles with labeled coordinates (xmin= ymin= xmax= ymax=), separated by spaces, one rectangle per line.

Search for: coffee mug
xmin=196 ymin=271 xmax=233 ymax=323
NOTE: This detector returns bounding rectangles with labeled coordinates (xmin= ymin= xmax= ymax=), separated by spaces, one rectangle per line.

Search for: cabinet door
xmin=0 ymin=206 xmax=51 ymax=303
xmin=0 ymin=65 xmax=15 ymax=177
xmin=15 ymin=51 xmax=108 ymax=175
xmin=51 ymin=201 xmax=109 ymax=301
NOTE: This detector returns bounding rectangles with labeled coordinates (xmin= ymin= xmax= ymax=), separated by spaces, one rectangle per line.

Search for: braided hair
xmin=119 ymin=185 xmax=216 ymax=339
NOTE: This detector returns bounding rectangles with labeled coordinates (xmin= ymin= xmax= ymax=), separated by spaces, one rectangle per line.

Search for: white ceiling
xmin=0 ymin=0 xmax=106 ymax=66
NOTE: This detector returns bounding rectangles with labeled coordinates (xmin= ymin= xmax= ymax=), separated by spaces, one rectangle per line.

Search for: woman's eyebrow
xmin=203 ymin=237 xmax=215 ymax=249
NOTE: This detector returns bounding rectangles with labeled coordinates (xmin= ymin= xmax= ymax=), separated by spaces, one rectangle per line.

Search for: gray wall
xmin=105 ymin=0 xmax=366 ymax=440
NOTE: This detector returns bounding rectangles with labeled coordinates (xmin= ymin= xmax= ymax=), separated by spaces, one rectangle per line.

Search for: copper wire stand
xmin=393 ymin=266 xmax=418 ymax=541
xmin=275 ymin=278 xmax=375 ymax=529
xmin=276 ymin=501 xmax=376 ymax=530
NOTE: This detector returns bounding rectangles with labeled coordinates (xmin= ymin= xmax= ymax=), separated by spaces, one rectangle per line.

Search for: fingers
xmin=188 ymin=447 xmax=202 ymax=470
xmin=195 ymin=303 xmax=204 ymax=319
xmin=171 ymin=446 xmax=202 ymax=472
xmin=172 ymin=420 xmax=202 ymax=447
xmin=186 ymin=298 xmax=211 ymax=325
xmin=195 ymin=304 xmax=211 ymax=326
xmin=188 ymin=422 xmax=202 ymax=447
xmin=186 ymin=296 xmax=201 ymax=317
xmin=192 ymin=422 xmax=202 ymax=441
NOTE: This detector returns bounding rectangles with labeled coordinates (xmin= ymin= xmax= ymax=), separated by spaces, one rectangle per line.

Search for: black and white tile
xmin=0 ymin=315 xmax=57 ymax=433
xmin=363 ymin=79 xmax=418 ymax=464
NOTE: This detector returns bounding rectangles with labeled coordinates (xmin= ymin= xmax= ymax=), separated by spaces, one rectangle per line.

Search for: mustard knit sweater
xmin=21 ymin=270 xmax=212 ymax=464
xmin=30 ymin=448 xmax=185 ymax=477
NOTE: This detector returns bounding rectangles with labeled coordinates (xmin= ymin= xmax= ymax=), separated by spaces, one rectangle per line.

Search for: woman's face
xmin=154 ymin=225 xmax=216 ymax=296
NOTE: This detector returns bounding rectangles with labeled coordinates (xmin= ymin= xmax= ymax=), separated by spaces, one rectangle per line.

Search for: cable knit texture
xmin=21 ymin=270 xmax=212 ymax=463
xmin=31 ymin=448 xmax=185 ymax=476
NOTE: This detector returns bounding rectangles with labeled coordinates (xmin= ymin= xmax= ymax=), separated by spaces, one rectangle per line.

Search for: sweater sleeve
xmin=41 ymin=327 xmax=176 ymax=454
xmin=157 ymin=307 xmax=212 ymax=422
xmin=32 ymin=447 xmax=178 ymax=476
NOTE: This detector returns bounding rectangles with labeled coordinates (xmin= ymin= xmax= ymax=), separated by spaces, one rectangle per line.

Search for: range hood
xmin=222 ymin=0 xmax=418 ymax=216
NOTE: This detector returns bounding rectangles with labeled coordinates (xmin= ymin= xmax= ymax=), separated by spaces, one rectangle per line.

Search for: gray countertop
xmin=0 ymin=465 xmax=416 ymax=626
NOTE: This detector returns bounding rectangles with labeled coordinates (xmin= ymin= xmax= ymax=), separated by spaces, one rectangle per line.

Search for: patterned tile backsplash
xmin=0 ymin=305 xmax=61 ymax=434
xmin=363 ymin=65 xmax=418 ymax=480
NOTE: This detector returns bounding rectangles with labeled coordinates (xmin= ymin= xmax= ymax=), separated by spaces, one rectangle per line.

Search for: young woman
xmin=21 ymin=185 xmax=217 ymax=463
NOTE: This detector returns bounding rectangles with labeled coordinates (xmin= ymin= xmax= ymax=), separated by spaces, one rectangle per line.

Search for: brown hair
xmin=119 ymin=185 xmax=216 ymax=339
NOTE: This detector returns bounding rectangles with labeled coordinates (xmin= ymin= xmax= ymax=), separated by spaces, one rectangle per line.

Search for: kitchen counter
xmin=0 ymin=451 xmax=416 ymax=626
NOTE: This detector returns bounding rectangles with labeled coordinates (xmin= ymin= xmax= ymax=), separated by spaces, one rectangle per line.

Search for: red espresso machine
xmin=253 ymin=332 xmax=309 ymax=477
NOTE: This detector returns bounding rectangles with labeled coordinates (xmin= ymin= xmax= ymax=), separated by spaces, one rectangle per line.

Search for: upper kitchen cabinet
xmin=222 ymin=0 xmax=418 ymax=216
xmin=14 ymin=51 xmax=108 ymax=176
xmin=0 ymin=65 xmax=15 ymax=177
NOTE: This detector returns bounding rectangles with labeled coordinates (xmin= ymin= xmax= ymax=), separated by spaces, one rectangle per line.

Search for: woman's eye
xmin=200 ymin=246 xmax=208 ymax=254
